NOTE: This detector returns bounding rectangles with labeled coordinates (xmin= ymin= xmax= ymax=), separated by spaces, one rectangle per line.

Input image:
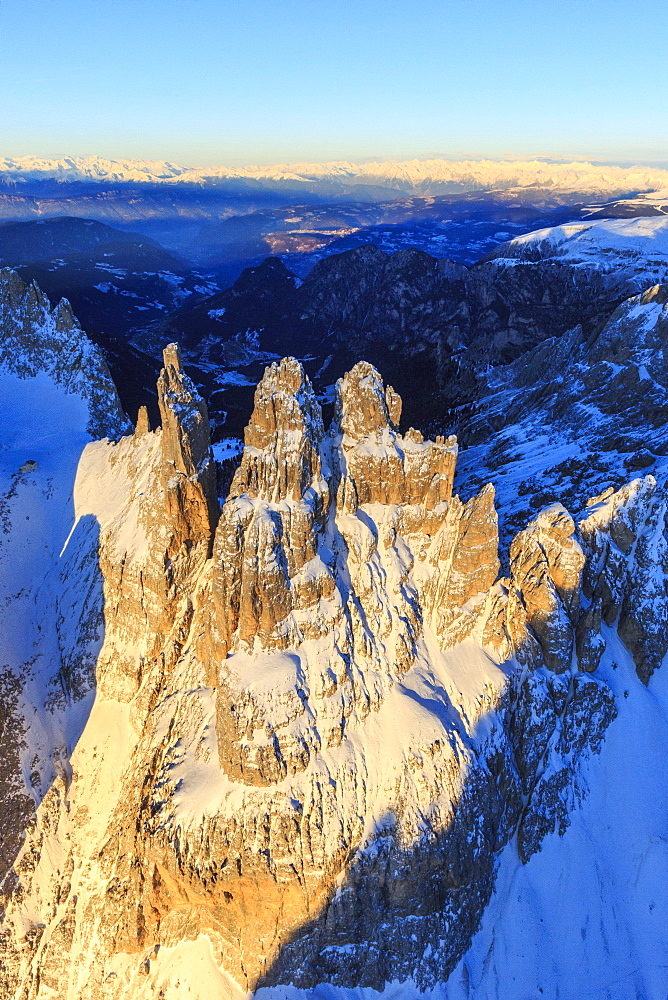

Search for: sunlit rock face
xmin=0 ymin=347 xmax=665 ymax=999
xmin=66 ymin=343 xmax=218 ymax=704
xmin=509 ymin=503 xmax=585 ymax=673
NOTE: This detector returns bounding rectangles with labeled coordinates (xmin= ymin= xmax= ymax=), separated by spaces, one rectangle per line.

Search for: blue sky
xmin=1 ymin=0 xmax=666 ymax=166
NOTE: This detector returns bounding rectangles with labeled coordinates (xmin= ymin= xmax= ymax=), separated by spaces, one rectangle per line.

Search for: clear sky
xmin=1 ymin=0 xmax=666 ymax=167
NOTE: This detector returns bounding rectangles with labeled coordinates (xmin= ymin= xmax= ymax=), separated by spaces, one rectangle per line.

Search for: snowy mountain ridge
xmin=0 ymin=268 xmax=129 ymax=440
xmin=500 ymin=215 xmax=668 ymax=266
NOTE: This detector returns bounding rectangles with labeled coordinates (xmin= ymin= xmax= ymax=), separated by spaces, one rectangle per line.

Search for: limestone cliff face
xmin=509 ymin=503 xmax=585 ymax=673
xmin=72 ymin=343 xmax=218 ymax=704
xmin=208 ymin=358 xmax=474 ymax=792
xmin=0 ymin=353 xmax=665 ymax=999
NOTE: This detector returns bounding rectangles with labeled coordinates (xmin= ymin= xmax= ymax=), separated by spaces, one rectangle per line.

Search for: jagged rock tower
xmin=0 ymin=342 xmax=666 ymax=998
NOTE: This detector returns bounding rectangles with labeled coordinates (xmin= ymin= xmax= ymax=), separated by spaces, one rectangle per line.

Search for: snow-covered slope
xmin=2 ymin=155 xmax=668 ymax=201
xmin=0 ymin=270 xmax=129 ymax=880
xmin=497 ymin=215 xmax=668 ymax=275
xmin=442 ymin=630 xmax=668 ymax=1000
xmin=260 ymin=627 xmax=668 ymax=1000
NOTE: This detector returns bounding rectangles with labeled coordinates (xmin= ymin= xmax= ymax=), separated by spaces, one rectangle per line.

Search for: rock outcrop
xmin=580 ymin=478 xmax=668 ymax=684
xmin=509 ymin=503 xmax=585 ymax=672
xmin=71 ymin=343 xmax=218 ymax=702
xmin=0 ymin=351 xmax=665 ymax=999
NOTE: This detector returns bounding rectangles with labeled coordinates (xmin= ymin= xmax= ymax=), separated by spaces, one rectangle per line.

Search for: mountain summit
xmin=1 ymin=270 xmax=666 ymax=995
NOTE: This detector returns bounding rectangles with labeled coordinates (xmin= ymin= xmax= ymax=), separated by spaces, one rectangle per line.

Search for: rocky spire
xmin=230 ymin=355 xmax=328 ymax=503
xmin=209 ymin=358 xmax=332 ymax=658
xmin=81 ymin=343 xmax=220 ymax=702
xmin=422 ymin=482 xmax=500 ymax=646
xmin=157 ymin=341 xmax=218 ymax=542
xmin=135 ymin=404 xmax=150 ymax=435
xmin=158 ymin=343 xmax=213 ymax=479
xmin=333 ymin=360 xmax=457 ymax=509
xmin=510 ymin=503 xmax=586 ymax=672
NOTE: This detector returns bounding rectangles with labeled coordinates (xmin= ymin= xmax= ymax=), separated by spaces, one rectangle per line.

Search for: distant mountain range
xmin=2 ymin=155 xmax=668 ymax=201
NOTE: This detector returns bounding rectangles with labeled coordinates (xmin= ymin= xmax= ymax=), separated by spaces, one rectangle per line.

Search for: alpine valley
xmin=1 ymin=156 xmax=668 ymax=1000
